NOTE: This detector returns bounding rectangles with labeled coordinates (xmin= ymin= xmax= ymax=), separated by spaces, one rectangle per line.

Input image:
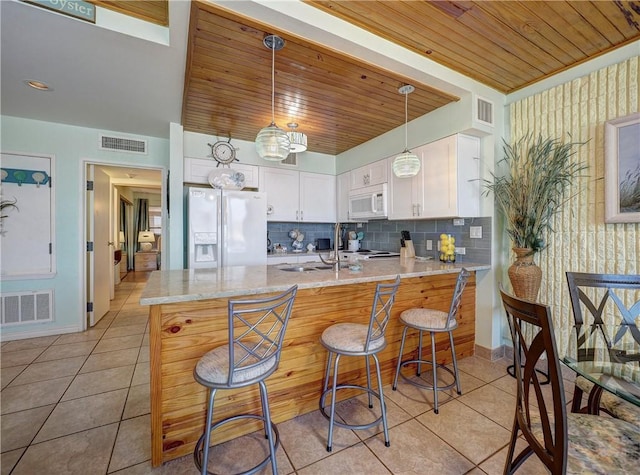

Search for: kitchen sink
xmin=279 ymin=266 xmax=317 ymax=272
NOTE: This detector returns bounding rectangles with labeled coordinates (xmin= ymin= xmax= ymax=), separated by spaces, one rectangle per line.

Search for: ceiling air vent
xmin=99 ymin=134 xmax=147 ymax=155
xmin=475 ymin=96 xmax=494 ymax=127
xmin=282 ymin=152 xmax=298 ymax=167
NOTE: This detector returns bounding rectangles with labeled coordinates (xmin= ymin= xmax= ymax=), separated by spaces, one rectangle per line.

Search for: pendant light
xmin=287 ymin=123 xmax=307 ymax=153
xmin=255 ymin=35 xmax=290 ymax=161
xmin=392 ymin=85 xmax=421 ymax=178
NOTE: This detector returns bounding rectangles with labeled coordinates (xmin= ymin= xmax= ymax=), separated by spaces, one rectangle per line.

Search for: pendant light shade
xmin=392 ymin=85 xmax=421 ymax=178
xmin=287 ymin=123 xmax=307 ymax=153
xmin=256 ymin=35 xmax=290 ymax=161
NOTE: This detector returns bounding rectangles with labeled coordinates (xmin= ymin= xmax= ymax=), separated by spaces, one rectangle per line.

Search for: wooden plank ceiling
xmin=92 ymin=0 xmax=640 ymax=155
xmin=182 ymin=1 xmax=459 ymax=156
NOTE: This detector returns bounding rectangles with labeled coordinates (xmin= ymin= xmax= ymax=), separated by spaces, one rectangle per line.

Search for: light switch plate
xmin=426 ymin=240 xmax=432 ymax=251
xmin=470 ymin=226 xmax=483 ymax=239
xmin=453 ymin=218 xmax=465 ymax=226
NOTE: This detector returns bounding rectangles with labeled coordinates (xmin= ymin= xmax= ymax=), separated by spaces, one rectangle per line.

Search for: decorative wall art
xmin=604 ymin=112 xmax=640 ymax=223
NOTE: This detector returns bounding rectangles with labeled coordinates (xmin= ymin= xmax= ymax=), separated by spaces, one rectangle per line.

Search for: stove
xmin=341 ymin=249 xmax=401 ymax=258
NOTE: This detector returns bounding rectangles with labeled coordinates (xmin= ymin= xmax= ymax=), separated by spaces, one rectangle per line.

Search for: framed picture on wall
xmin=604 ymin=112 xmax=640 ymax=223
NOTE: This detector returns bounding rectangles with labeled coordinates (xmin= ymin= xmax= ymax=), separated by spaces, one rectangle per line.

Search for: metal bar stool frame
xmin=193 ymin=285 xmax=298 ymax=475
xmin=393 ymin=269 xmax=470 ymax=414
xmin=319 ymin=276 xmax=401 ymax=452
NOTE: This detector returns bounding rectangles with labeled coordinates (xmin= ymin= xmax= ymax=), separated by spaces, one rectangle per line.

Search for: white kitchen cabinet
xmin=259 ymin=168 xmax=336 ymax=223
xmin=184 ymin=157 xmax=259 ymax=189
xmin=267 ymin=253 xmax=322 ymax=265
xmin=336 ymin=171 xmax=350 ymax=222
xmin=422 ymin=134 xmax=480 ymax=218
xmin=387 ymin=134 xmax=480 ymax=220
xmin=350 ymin=159 xmax=387 ymax=190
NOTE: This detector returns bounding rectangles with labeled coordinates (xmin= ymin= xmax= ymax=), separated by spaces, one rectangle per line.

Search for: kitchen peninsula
xmin=141 ymin=259 xmax=490 ymax=466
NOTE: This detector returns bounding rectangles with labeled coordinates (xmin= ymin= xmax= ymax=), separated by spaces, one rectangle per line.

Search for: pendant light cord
xmin=404 ymin=89 xmax=409 ymax=150
xmin=271 ymin=41 xmax=275 ymax=123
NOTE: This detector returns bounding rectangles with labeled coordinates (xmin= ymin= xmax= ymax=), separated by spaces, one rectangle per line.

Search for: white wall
xmin=0 ymin=116 xmax=169 ymax=340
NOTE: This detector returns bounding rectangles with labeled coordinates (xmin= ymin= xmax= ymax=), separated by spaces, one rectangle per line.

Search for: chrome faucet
xmin=319 ymin=222 xmax=341 ymax=272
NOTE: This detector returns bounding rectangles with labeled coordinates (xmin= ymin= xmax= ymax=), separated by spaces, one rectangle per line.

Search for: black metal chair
xmin=319 ymin=276 xmax=401 ymax=452
xmin=193 ymin=285 xmax=298 ymax=475
xmin=566 ymin=271 xmax=640 ymax=425
xmin=392 ymin=269 xmax=470 ymax=414
xmin=500 ymin=287 xmax=640 ymax=474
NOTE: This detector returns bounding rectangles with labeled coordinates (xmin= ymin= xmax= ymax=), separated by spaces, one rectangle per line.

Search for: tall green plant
xmin=484 ymin=134 xmax=587 ymax=254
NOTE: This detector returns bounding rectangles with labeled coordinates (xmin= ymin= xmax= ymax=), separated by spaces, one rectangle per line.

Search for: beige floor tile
xmin=467 ymin=468 xmax=488 ymax=475
xmin=103 ymin=324 xmax=147 ymax=340
xmin=333 ymin=390 xmax=412 ymax=441
xmin=0 ymin=348 xmax=45 ymax=368
xmin=11 ymin=423 xmax=118 ymax=475
xmin=61 ymin=365 xmax=134 ymax=401
xmin=108 ymin=455 xmax=199 ymax=474
xmin=1 ymin=376 xmax=73 ymax=414
xmin=8 ymin=356 xmax=85 ymax=386
xmin=1 ymin=365 xmax=26 ymax=389
xmin=1 ymin=404 xmax=55 ymax=451
xmin=1 ymin=448 xmax=25 ymax=475
xmin=0 ymin=335 xmax=59 ymax=352
xmin=53 ymin=328 xmax=106 ymax=345
xmin=80 ymin=347 xmax=139 ymax=373
xmin=457 ymin=385 xmax=518 ymax=430
xmin=458 ymin=356 xmax=511 ymax=383
xmin=142 ymin=334 xmax=150 ymax=347
xmin=385 ymin=372 xmax=457 ymax=417
xmin=416 ymin=399 xmax=511 ymax=465
xmin=479 ymin=437 xmax=548 ymax=475
xmin=92 ymin=334 xmax=144 ymax=354
xmin=199 ymin=429 xmax=293 ymax=475
xmin=111 ymin=315 xmax=148 ymax=328
xmin=123 ymin=383 xmax=150 ymax=419
xmin=132 ymin=362 xmax=150 ymax=386
xmin=365 ymin=419 xmax=474 ymax=474
xmin=277 ymin=409 xmax=360 ymax=469
xmin=114 ymin=308 xmax=148 ymax=319
xmin=298 ymin=441 xmax=391 ymax=475
xmin=137 ymin=345 xmax=150 ymax=363
xmin=108 ymin=415 xmax=151 ymax=472
xmin=34 ymin=341 xmax=97 ymax=362
xmin=34 ymin=388 xmax=128 ymax=443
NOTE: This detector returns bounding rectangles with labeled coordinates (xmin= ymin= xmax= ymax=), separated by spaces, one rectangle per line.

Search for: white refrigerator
xmin=187 ymin=187 xmax=267 ymax=268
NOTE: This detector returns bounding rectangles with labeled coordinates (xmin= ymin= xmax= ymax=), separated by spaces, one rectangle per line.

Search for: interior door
xmin=87 ymin=165 xmax=112 ymax=326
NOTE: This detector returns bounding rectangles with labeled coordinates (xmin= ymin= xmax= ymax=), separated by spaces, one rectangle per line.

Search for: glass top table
xmin=562 ymin=325 xmax=640 ymax=408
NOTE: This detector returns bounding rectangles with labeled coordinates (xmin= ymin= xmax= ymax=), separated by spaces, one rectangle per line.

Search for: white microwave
xmin=348 ymin=183 xmax=388 ymax=220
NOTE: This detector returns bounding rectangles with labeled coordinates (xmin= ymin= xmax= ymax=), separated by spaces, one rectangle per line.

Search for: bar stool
xmin=319 ymin=276 xmax=401 ymax=452
xmin=193 ymin=285 xmax=298 ymax=475
xmin=393 ymin=269 xmax=470 ymax=414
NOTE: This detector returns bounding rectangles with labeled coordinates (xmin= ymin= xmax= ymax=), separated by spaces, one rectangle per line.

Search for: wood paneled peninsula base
xmin=140 ymin=260 xmax=489 ymax=466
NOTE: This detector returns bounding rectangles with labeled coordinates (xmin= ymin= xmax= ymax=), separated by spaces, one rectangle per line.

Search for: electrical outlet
xmin=470 ymin=226 xmax=483 ymax=239
xmin=455 ymin=247 xmax=466 ymax=255
xmin=437 ymin=241 xmax=441 ymax=251
xmin=426 ymin=239 xmax=432 ymax=251
xmin=357 ymin=222 xmax=363 ymax=228
xmin=453 ymin=218 xmax=465 ymax=226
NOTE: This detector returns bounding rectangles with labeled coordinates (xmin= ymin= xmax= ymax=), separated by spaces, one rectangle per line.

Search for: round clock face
xmin=211 ymin=141 xmax=237 ymax=165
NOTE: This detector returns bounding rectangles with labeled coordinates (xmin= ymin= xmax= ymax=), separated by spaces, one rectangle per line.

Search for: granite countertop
xmin=140 ymin=259 xmax=490 ymax=306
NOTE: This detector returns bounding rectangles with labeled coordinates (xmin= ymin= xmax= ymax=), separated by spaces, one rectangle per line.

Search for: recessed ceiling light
xmin=24 ymin=80 xmax=53 ymax=91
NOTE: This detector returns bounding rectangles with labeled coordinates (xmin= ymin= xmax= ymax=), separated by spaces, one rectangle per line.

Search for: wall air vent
xmin=99 ymin=134 xmax=147 ymax=155
xmin=282 ymin=152 xmax=298 ymax=167
xmin=1 ymin=290 xmax=53 ymax=326
xmin=475 ymin=96 xmax=494 ymax=127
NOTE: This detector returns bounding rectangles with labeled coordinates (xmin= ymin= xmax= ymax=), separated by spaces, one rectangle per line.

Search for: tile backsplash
xmin=268 ymin=217 xmax=492 ymax=264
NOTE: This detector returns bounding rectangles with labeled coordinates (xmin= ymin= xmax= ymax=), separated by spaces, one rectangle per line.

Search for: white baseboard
xmin=0 ymin=324 xmax=83 ymax=342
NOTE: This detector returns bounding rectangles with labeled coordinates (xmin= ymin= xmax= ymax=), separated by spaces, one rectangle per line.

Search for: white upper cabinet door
xmin=184 ymin=157 xmax=259 ymax=189
xmin=259 ymin=167 xmax=299 ymax=222
xmin=350 ymin=159 xmax=388 ymax=190
xmin=387 ymin=151 xmax=425 ymax=220
xmin=422 ymin=134 xmax=480 ymax=218
xmin=336 ymin=171 xmax=350 ymax=222
xmin=300 ymin=172 xmax=336 ymax=222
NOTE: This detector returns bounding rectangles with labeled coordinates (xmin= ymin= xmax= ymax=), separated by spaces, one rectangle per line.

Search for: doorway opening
xmin=84 ymin=162 xmax=164 ymax=329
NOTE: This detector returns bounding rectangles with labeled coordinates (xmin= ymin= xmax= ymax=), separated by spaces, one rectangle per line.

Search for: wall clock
xmin=207 ymin=138 xmax=239 ymax=167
